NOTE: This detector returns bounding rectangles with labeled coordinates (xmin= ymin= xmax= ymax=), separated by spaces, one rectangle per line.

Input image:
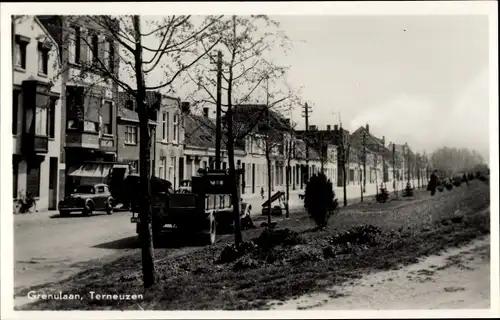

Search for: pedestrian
xmin=462 ymin=173 xmax=469 ymax=186
xmin=260 ymin=187 xmax=264 ymax=199
xmin=428 ymin=170 xmax=438 ymax=196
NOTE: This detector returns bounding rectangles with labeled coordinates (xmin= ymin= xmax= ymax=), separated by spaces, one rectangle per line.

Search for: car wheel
xmin=59 ymin=210 xmax=70 ymax=217
xmin=82 ymin=201 xmax=93 ymax=216
xmin=204 ymin=212 xmax=216 ymax=246
xmin=106 ymin=198 xmax=114 ymax=215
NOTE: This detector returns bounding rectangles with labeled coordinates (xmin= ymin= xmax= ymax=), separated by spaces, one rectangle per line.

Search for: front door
xmin=252 ymin=163 xmax=256 ymax=194
xmin=178 ymin=157 xmax=184 ymax=188
xmin=49 ymin=157 xmax=58 ymax=210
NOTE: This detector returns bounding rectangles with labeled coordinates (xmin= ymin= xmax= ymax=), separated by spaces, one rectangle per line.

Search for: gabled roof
xmin=184 ymin=114 xmax=217 ymax=149
xmin=184 ymin=114 xmax=245 ymax=151
xmin=231 ymin=104 xmax=293 ymax=137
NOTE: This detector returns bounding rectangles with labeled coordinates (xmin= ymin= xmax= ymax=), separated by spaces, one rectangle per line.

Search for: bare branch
xmin=145 ymin=37 xmax=222 ymax=91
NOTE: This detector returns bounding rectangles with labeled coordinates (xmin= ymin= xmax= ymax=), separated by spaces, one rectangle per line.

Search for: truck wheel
xmin=82 ymin=201 xmax=93 ymax=216
xmin=206 ymin=212 xmax=216 ymax=245
xmin=106 ymin=198 xmax=113 ymax=215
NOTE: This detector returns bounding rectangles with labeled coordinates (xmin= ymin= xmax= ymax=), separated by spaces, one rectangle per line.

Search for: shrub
xmin=376 ymin=184 xmax=389 ymax=203
xmin=403 ymin=182 xmax=414 ymax=197
xmin=253 ymin=228 xmax=305 ymax=250
xmin=304 ymin=173 xmax=338 ymax=227
xmin=452 ymin=177 xmax=462 ymax=187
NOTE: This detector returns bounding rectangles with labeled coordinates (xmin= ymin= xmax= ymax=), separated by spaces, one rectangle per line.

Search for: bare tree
xmin=337 ymin=128 xmax=351 ymax=207
xmin=187 ymin=15 xmax=292 ymax=247
xmin=42 ymin=14 xmax=222 ymax=288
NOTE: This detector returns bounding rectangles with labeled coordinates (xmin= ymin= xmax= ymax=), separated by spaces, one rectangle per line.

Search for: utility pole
xmin=362 ymin=132 xmax=366 ymax=193
xmin=405 ymin=142 xmax=410 ymax=186
xmin=392 ymin=143 xmax=397 ymax=197
xmin=301 ymin=102 xmax=312 ymax=183
xmin=215 ymin=51 xmax=223 ymax=169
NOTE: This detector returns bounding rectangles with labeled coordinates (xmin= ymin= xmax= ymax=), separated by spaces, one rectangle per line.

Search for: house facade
xmin=115 ymin=91 xmax=158 ymax=177
xmin=155 ymin=96 xmax=186 ymax=189
xmin=38 ymin=15 xmax=120 ymax=198
xmin=350 ymin=124 xmax=390 ymax=188
xmin=12 ymin=16 xmax=62 ymax=211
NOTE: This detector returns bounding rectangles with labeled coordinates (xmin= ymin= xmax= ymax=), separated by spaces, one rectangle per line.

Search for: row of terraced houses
xmin=12 ymin=16 xmax=427 ymax=212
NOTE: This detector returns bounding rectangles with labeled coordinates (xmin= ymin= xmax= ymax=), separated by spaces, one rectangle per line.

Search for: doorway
xmin=49 ymin=157 xmax=58 ymax=210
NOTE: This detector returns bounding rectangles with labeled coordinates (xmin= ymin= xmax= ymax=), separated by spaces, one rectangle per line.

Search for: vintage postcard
xmin=1 ymin=1 xmax=498 ymax=319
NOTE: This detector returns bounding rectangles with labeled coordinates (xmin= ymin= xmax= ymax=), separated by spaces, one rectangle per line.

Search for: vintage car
xmin=58 ymin=183 xmax=114 ymax=217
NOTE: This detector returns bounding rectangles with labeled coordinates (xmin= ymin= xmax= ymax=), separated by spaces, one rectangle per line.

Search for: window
xmin=159 ymin=157 xmax=166 ymax=179
xmin=35 ymin=106 xmax=48 ymax=136
xmin=91 ymin=34 xmax=99 ymax=65
xmin=173 ymin=114 xmax=178 ymax=142
xmin=108 ymin=40 xmax=115 ymax=71
xmin=37 ymin=43 xmax=49 ymax=75
xmin=166 ymin=112 xmax=170 ymax=141
xmin=101 ymin=101 xmax=113 ymax=134
xmin=12 ymin=90 xmax=20 ymax=135
xmin=161 ymin=112 xmax=167 ymax=140
xmin=15 ymin=35 xmax=29 ymax=69
xmin=67 ymin=119 xmax=80 ymax=130
xmin=125 ymin=125 xmax=137 ymax=144
xmin=96 ymin=185 xmax=105 ymax=193
xmin=26 ymin=164 xmax=41 ymax=198
xmin=83 ymin=121 xmax=97 ymax=132
xmin=70 ymin=26 xmax=81 ymax=64
xmin=169 ymin=157 xmax=175 ymax=181
xmin=48 ymin=100 xmax=55 ymax=138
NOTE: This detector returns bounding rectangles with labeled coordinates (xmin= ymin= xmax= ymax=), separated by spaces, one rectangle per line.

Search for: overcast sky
xmin=130 ymin=14 xmax=490 ymax=160
xmin=273 ymin=15 xmax=490 ymax=160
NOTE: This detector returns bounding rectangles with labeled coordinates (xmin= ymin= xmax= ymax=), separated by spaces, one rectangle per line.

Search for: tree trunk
xmin=225 ymin=104 xmax=242 ymax=246
xmin=266 ymin=142 xmax=272 ymax=224
xmin=360 ymin=166 xmax=364 ymax=202
xmin=133 ymin=15 xmax=155 ymax=289
xmin=226 ymin=28 xmax=242 ymax=247
xmin=342 ymin=164 xmax=347 ymax=207
xmin=285 ymin=157 xmax=290 ymax=219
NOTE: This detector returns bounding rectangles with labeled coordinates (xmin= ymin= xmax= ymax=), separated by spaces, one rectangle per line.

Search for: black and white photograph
xmin=1 ymin=1 xmax=498 ymax=318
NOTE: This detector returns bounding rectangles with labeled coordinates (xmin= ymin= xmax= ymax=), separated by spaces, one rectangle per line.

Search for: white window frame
xmin=35 ymin=106 xmax=48 ymax=136
xmin=173 ymin=113 xmax=178 ymax=143
xmin=161 ymin=112 xmax=167 ymax=140
xmin=125 ymin=125 xmax=138 ymax=144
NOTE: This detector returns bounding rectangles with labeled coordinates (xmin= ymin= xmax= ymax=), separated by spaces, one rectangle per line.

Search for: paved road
xmin=14 ymin=210 xmax=138 ymax=294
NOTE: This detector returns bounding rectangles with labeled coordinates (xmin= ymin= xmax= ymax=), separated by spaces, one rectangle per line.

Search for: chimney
xmin=365 ymin=124 xmax=369 ymax=133
xmin=382 ymin=136 xmax=385 ymax=145
xmin=309 ymin=125 xmax=317 ymax=131
xmin=203 ymin=107 xmax=209 ymax=118
xmin=334 ymin=124 xmax=339 ymax=131
xmin=327 ymin=125 xmax=331 ymax=131
xmin=181 ymin=102 xmax=190 ymax=114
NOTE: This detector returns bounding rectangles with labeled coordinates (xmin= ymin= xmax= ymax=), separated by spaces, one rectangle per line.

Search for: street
xmin=13 ymin=181 xmax=407 ymax=295
xmin=14 ymin=210 xmax=137 ymax=294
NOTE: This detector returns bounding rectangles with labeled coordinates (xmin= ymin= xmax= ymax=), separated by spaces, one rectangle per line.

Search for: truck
xmin=130 ymin=168 xmax=248 ymax=245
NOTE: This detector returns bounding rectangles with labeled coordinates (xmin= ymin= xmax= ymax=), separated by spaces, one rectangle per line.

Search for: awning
xmin=68 ymin=163 xmax=114 ymax=178
xmin=112 ymin=164 xmax=129 ymax=169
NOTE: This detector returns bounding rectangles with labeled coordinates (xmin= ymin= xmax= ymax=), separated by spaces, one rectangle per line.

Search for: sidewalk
xmin=244 ymin=179 xmax=421 ymax=216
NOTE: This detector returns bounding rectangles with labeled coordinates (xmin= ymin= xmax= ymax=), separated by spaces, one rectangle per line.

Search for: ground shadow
xmin=50 ymin=212 xmax=110 ymax=219
xmin=92 ymin=231 xmax=214 ymax=250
